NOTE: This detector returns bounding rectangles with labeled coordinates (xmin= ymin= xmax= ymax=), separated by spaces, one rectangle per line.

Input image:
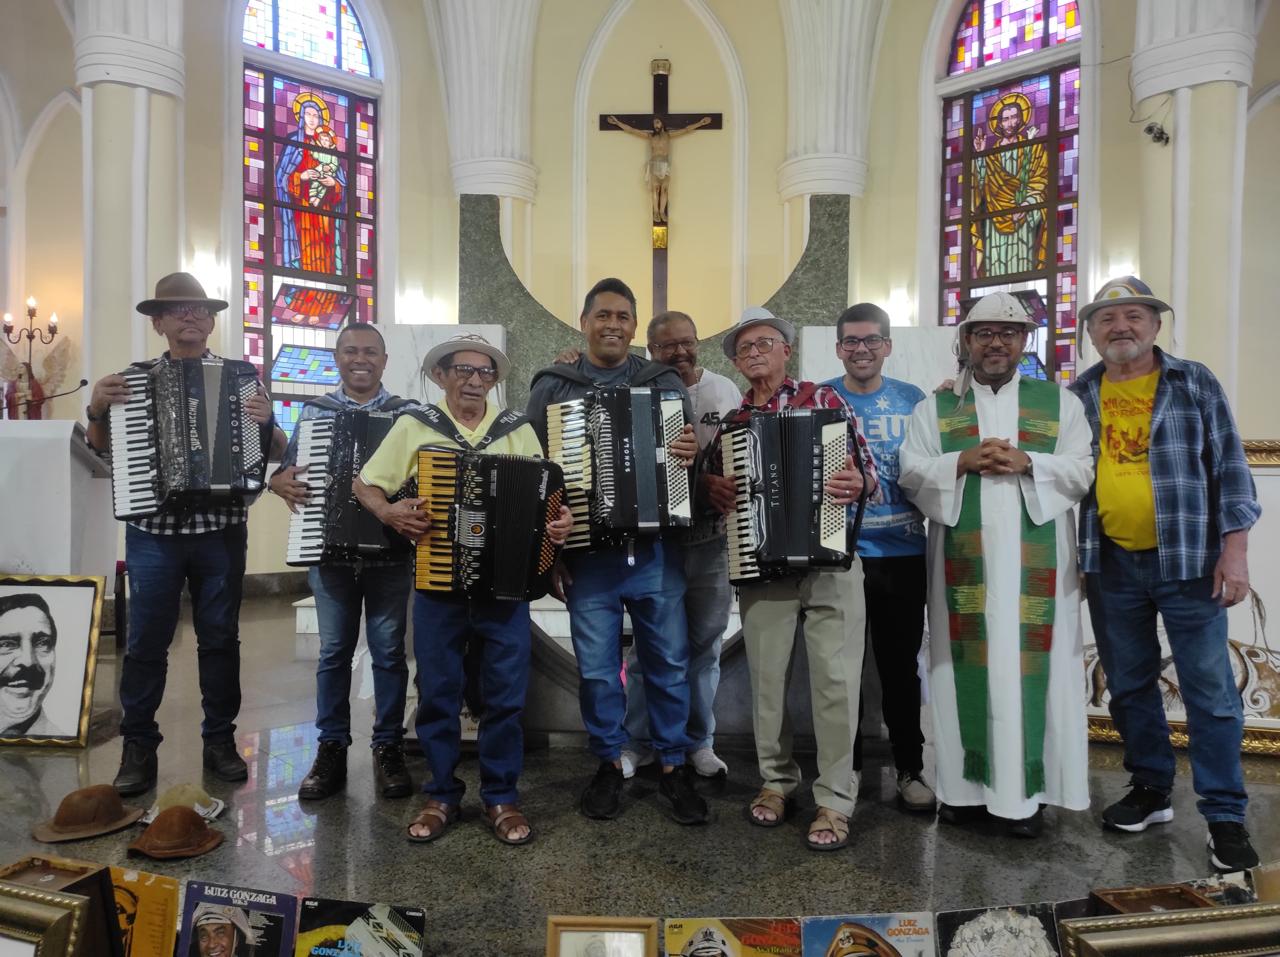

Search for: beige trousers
xmin=739 ymin=559 xmax=865 ymax=817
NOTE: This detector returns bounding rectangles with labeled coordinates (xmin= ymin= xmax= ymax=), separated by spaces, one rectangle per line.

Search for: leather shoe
xmin=580 ymin=761 xmax=624 ymax=819
xmin=938 ymin=802 xmax=989 ymax=826
xmin=202 ymin=740 xmax=248 ymax=782
xmin=1007 ymin=807 xmax=1044 ymax=838
xmin=298 ymin=741 xmax=347 ymax=801
xmin=373 ymin=742 xmax=412 ymax=799
xmin=113 ymin=740 xmax=158 ymax=797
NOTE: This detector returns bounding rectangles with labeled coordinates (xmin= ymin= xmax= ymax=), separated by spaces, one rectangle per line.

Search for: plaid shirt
xmin=1070 ymin=347 xmax=1260 ymax=580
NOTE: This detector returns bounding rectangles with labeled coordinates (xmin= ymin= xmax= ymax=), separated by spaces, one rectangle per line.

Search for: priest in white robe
xmin=899 ymin=291 xmax=1094 ymax=837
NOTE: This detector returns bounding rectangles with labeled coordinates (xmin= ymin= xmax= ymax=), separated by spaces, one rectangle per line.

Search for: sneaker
xmin=896 ymin=771 xmax=937 ymax=813
xmin=1102 ymin=783 xmax=1173 ymax=833
xmin=373 ymin=742 xmax=413 ymax=799
xmin=113 ymin=740 xmax=158 ymax=797
xmin=619 ymin=747 xmax=654 ymax=780
xmin=659 ymin=764 xmax=709 ymax=825
xmin=688 ymin=747 xmax=728 ymax=778
xmin=298 ymin=741 xmax=347 ymax=801
xmin=1208 ymin=822 xmax=1260 ymax=872
xmin=202 ymin=740 xmax=248 ymax=782
xmin=580 ymin=761 xmax=624 ymax=819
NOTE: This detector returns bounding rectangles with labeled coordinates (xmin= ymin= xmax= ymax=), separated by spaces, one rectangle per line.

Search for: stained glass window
xmin=949 ymin=0 xmax=1079 ymax=77
xmin=241 ymin=0 xmax=371 ymax=78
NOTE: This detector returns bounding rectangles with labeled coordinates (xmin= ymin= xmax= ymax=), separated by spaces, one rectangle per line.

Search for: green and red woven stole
xmin=936 ymin=377 xmax=1060 ymax=797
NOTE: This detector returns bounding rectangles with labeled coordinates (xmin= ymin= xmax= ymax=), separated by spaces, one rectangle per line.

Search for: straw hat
xmin=422 ymin=333 xmax=511 ymax=383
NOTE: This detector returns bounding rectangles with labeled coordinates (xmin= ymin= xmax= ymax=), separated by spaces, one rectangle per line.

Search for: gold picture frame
xmin=1244 ymin=440 xmax=1280 ymax=467
xmin=0 ymin=575 xmax=105 ymax=747
xmin=0 ymin=878 xmax=90 ymax=956
xmin=1059 ymin=901 xmax=1280 ymax=956
xmin=546 ymin=916 xmax=659 ymax=957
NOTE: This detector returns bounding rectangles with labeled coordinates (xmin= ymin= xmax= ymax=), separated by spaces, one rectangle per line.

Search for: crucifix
xmin=600 ymin=59 xmax=722 ymax=314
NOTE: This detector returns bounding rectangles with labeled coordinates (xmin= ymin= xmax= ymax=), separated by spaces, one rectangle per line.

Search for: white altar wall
xmin=799 ymin=325 xmax=959 ymax=394
xmin=379 ymin=323 xmax=508 ymax=407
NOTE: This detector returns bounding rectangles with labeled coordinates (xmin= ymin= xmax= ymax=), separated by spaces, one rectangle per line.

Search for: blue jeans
xmin=413 ymin=592 xmax=530 ymax=806
xmin=120 ymin=523 xmax=247 ymax=746
xmin=565 ymin=538 xmax=691 ymax=765
xmin=308 ymin=562 xmax=411 ymax=747
xmin=624 ymin=536 xmax=730 ymax=752
xmin=1086 ymin=540 xmax=1247 ymax=823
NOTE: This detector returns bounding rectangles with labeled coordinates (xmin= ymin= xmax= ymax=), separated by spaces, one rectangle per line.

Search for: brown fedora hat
xmin=136 ymin=271 xmax=229 ymax=317
xmin=127 ymin=805 xmax=224 ymax=860
xmin=32 ymin=784 xmax=145 ymax=843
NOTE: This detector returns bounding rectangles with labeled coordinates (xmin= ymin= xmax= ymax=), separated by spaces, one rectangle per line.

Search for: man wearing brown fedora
xmin=85 ymin=272 xmax=286 ymax=796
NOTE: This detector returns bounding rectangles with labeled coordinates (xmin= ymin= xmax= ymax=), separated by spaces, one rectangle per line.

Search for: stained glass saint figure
xmin=970 ymin=92 xmax=1048 ymax=278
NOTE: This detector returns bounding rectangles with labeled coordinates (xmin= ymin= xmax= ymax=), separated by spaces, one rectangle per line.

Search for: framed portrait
xmin=0 ymin=878 xmax=90 ymax=957
xmin=0 ymin=576 xmax=104 ymax=748
xmin=546 ymin=917 xmax=658 ymax=957
xmin=1058 ymin=901 xmax=1280 ymax=956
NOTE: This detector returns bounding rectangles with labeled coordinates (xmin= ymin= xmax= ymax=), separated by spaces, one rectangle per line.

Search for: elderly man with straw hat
xmin=899 ymin=290 xmax=1094 ymax=838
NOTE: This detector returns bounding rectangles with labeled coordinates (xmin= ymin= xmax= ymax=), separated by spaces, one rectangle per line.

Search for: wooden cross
xmin=599 ymin=59 xmax=722 ymax=314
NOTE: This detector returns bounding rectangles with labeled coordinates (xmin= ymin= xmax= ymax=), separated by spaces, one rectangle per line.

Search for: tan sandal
xmin=485 ymin=803 xmax=534 ymax=846
xmin=748 ymin=788 xmax=793 ymax=828
xmin=406 ymin=799 xmax=458 ymax=843
xmin=807 ymin=807 xmax=849 ymax=852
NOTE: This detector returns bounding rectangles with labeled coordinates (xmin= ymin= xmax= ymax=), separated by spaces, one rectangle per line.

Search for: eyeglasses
xmin=734 ymin=337 xmax=780 ymax=359
xmin=968 ymin=327 xmax=1025 ymax=345
xmin=162 ymin=305 xmax=212 ymax=320
xmin=653 ymin=338 xmax=697 ymax=354
xmin=446 ymin=364 xmax=498 ymax=383
xmin=838 ymin=334 xmax=888 ymax=352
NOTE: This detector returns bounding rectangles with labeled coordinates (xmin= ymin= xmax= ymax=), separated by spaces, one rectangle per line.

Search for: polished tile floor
xmin=1 ymin=596 xmax=1277 ymax=956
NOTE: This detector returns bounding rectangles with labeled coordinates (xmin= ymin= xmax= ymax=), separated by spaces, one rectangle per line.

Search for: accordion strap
xmin=404 ymin=404 xmax=529 ymax=451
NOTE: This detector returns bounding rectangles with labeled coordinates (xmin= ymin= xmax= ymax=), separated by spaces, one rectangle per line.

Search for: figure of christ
xmin=275 ymin=97 xmax=346 ymax=274
xmin=970 ymin=95 xmax=1048 ymax=278
xmin=606 ymin=114 xmax=712 ymax=223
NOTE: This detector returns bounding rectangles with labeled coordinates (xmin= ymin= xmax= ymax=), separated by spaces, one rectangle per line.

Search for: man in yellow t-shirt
xmin=1096 ymin=367 xmax=1159 ymax=551
xmin=355 ymin=334 xmax=570 ymax=848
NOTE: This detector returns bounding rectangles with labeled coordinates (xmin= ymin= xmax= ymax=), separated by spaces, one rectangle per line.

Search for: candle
xmin=2 ymin=313 xmax=12 ymax=334
xmin=49 ymin=312 xmax=58 ymax=330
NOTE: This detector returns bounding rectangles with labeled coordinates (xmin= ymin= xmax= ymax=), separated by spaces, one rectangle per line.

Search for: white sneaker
xmin=689 ymin=747 xmax=728 ymax=777
xmin=619 ymin=747 xmax=654 ymax=779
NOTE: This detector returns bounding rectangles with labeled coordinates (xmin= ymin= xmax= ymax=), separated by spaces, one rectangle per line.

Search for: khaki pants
xmin=740 ymin=559 xmax=865 ymax=817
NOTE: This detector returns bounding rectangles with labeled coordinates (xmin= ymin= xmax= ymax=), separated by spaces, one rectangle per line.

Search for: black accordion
xmin=109 ymin=357 xmax=267 ymax=520
xmin=546 ymin=387 xmax=692 ymax=550
xmin=721 ymin=407 xmax=863 ymax=585
xmin=286 ymin=409 xmax=413 ymax=566
xmin=414 ymin=446 xmax=566 ymax=601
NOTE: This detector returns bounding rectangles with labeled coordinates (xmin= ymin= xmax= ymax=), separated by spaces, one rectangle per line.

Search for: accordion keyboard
xmin=285 ymin=418 xmax=335 ymax=566
xmin=547 ymin=399 xmax=593 ymax=550
xmin=109 ymin=366 xmax=159 ymax=519
xmin=724 ymin=427 xmax=762 ymax=582
xmin=415 ymin=448 xmax=461 ymax=591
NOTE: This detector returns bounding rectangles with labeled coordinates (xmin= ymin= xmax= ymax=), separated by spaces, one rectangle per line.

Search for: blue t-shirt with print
xmin=823 ymin=375 xmax=927 ymax=558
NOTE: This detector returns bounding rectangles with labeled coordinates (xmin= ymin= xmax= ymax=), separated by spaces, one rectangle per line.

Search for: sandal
xmin=748 ymin=788 xmax=793 ymax=828
xmin=485 ymin=803 xmax=534 ymax=846
xmin=807 ymin=807 xmax=849 ymax=852
xmin=406 ymin=799 xmax=458 ymax=843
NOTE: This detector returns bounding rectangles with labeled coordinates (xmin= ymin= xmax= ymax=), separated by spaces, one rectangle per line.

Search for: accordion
xmin=414 ymin=446 xmax=566 ymax=601
xmin=722 ymin=407 xmax=863 ymax=585
xmin=546 ymin=387 xmax=692 ymax=550
xmin=286 ymin=409 xmax=413 ymax=566
xmin=109 ymin=357 xmax=267 ymax=520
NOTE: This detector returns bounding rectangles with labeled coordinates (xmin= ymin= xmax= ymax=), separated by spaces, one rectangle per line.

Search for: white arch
xmin=0 ymin=73 xmax=18 ymax=196
xmin=570 ymin=0 xmax=749 ymax=321
xmin=1249 ymin=80 xmax=1280 ymax=121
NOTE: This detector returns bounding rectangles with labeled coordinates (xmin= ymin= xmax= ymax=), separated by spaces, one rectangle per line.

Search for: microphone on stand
xmin=11 ymin=378 xmax=90 ymax=415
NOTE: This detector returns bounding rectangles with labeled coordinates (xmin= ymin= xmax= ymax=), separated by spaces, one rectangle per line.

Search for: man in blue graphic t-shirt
xmin=823 ymin=303 xmax=935 ymax=814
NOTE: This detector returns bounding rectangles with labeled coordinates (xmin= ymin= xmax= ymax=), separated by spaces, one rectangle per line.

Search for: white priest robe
xmin=898 ymin=374 xmax=1094 ymax=819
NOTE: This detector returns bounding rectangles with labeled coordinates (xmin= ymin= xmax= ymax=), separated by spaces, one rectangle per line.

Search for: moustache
xmin=0 ymin=664 xmax=47 ymax=692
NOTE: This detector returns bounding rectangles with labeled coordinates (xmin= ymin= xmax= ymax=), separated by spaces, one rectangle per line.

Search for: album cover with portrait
xmin=177 ymin=880 xmax=297 ymax=957
xmin=663 ymin=917 xmax=801 ymax=957
xmin=110 ymin=866 xmax=180 ymax=957
xmin=801 ymin=912 xmax=934 ymax=956
xmin=294 ymin=896 xmax=425 ymax=957
xmin=935 ymin=901 xmax=1060 ymax=957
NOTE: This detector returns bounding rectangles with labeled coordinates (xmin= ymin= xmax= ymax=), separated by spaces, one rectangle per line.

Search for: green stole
xmin=936 ymin=377 xmax=1060 ymax=797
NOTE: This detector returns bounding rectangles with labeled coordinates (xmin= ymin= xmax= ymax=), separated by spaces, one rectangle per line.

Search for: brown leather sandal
xmin=406 ymin=799 xmax=458 ymax=843
xmin=807 ymin=806 xmax=850 ymax=852
xmin=485 ymin=803 xmax=534 ymax=846
xmin=748 ymin=788 xmax=793 ymax=828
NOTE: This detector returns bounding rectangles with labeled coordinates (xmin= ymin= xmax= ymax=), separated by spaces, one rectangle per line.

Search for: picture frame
xmin=545 ymin=916 xmax=658 ymax=957
xmin=1058 ymin=901 xmax=1280 ymax=956
xmin=0 ymin=878 xmax=90 ymax=957
xmin=0 ymin=856 xmax=123 ymax=957
xmin=0 ymin=575 xmax=105 ymax=748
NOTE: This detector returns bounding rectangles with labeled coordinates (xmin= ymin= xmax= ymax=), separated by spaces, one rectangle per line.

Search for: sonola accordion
xmin=546 ymin=387 xmax=692 ymax=550
xmin=109 ymin=357 xmax=267 ymax=520
xmin=414 ymin=446 xmax=566 ymax=601
xmin=722 ymin=407 xmax=862 ymax=585
xmin=286 ymin=409 xmax=413 ymax=566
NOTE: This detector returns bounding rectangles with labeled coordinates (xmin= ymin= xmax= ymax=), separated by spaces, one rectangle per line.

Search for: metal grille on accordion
xmin=546 ymin=387 xmax=691 ymax=549
xmin=414 ymin=446 xmax=565 ymax=602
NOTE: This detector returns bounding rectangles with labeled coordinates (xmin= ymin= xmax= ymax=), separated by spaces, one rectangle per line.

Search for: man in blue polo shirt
xmin=823 ymin=302 xmax=934 ymax=812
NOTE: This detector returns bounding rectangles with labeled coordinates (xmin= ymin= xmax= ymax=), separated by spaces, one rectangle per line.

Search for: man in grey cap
xmin=1071 ymin=277 xmax=1262 ymax=871
xmin=704 ymin=306 xmax=878 ymax=851
xmin=899 ymin=291 xmax=1093 ymax=838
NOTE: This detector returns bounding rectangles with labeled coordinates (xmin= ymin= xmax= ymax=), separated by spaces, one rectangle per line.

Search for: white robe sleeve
xmin=1018 ymin=387 xmax=1095 ymax=527
xmin=898 ymin=392 xmax=968 ymax=528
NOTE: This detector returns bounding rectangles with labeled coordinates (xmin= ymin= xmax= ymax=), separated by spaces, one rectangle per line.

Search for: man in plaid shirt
xmin=704 ymin=306 xmax=878 ymax=852
xmin=85 ymin=273 xmax=286 ymax=796
xmin=1072 ymin=276 xmax=1262 ymax=872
